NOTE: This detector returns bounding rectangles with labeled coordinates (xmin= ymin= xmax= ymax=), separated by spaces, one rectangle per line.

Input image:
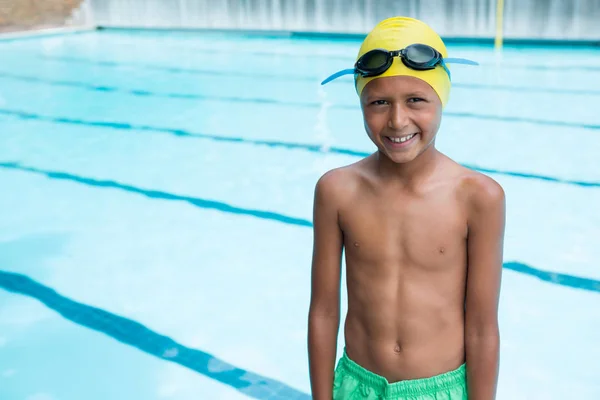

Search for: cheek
xmin=418 ymin=109 xmax=442 ymax=134
xmin=363 ymin=111 xmax=386 ymax=134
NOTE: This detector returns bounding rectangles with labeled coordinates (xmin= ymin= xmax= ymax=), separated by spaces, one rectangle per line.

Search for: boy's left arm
xmin=465 ymin=176 xmax=506 ymax=400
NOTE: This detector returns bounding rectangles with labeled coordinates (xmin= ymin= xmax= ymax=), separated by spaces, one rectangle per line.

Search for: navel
xmin=438 ymin=247 xmax=445 ymax=254
xmin=354 ymin=242 xmax=360 ymax=248
xmin=394 ymin=343 xmax=402 ymax=353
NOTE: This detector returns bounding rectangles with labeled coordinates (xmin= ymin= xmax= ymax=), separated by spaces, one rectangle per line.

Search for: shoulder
xmin=315 ymin=167 xmax=351 ymax=192
xmin=314 ymin=161 xmax=366 ymax=207
xmin=463 ymin=172 xmax=504 ymax=207
xmin=457 ymin=169 xmax=505 ymax=221
xmin=315 ymin=165 xmax=359 ymax=199
xmin=438 ymin=155 xmax=505 ymax=209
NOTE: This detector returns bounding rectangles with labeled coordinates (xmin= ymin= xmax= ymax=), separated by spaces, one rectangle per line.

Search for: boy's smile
xmin=383 ymin=132 xmax=419 ymax=149
xmin=360 ymin=75 xmax=442 ymax=164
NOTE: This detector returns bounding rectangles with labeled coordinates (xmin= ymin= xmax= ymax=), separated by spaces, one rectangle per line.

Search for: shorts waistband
xmin=338 ymin=349 xmax=466 ymax=398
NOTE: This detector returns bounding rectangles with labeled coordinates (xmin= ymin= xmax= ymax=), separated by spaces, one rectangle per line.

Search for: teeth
xmin=388 ymin=134 xmax=415 ymax=143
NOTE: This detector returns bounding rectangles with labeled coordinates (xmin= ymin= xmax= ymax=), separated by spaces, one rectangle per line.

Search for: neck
xmin=374 ymin=145 xmax=441 ymax=187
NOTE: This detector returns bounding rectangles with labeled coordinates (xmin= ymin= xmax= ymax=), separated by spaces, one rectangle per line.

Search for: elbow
xmin=465 ymin=324 xmax=500 ymax=354
xmin=465 ymin=309 xmax=499 ymax=337
xmin=309 ymin=303 xmax=340 ymax=321
xmin=308 ymin=303 xmax=340 ymax=345
xmin=308 ymin=299 xmax=340 ymax=321
xmin=466 ymin=323 xmax=499 ymax=338
xmin=465 ymin=333 xmax=499 ymax=348
xmin=465 ymin=319 xmax=500 ymax=345
xmin=309 ymin=293 xmax=340 ymax=320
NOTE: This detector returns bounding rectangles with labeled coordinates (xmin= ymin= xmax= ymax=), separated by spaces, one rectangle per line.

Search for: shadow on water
xmin=0 ymin=233 xmax=69 ymax=273
xmin=0 ymin=270 xmax=311 ymax=400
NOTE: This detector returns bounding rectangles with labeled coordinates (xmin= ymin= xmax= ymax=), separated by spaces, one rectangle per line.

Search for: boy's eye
xmin=371 ymin=100 xmax=388 ymax=105
xmin=408 ymin=97 xmax=425 ymax=103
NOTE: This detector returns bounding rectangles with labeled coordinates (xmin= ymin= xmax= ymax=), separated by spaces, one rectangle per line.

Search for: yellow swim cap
xmin=321 ymin=16 xmax=478 ymax=108
xmin=357 ymin=17 xmax=450 ymax=106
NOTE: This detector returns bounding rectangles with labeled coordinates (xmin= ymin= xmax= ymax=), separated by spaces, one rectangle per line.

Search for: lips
xmin=384 ymin=133 xmax=418 ymax=148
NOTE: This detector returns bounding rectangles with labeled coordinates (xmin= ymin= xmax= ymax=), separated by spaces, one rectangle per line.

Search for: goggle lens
xmin=405 ymin=44 xmax=437 ymax=66
xmin=361 ymin=50 xmax=390 ymax=70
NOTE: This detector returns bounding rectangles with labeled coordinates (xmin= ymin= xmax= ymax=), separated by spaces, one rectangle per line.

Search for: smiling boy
xmin=308 ymin=17 xmax=505 ymax=400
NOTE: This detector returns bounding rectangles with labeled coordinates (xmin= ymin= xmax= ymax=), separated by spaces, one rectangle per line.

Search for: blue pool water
xmin=0 ymin=29 xmax=599 ymax=400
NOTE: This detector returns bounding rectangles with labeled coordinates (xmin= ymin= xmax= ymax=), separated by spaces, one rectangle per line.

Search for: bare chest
xmin=340 ymin=190 xmax=467 ymax=270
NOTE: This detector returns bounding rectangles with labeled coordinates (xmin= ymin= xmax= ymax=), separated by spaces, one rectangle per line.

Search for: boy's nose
xmin=388 ymin=104 xmax=410 ymax=131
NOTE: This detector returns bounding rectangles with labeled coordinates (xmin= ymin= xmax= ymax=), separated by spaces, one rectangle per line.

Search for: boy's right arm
xmin=308 ymin=172 xmax=344 ymax=400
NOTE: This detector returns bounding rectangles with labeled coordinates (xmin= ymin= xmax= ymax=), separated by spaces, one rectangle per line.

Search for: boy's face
xmin=360 ymin=75 xmax=443 ymax=164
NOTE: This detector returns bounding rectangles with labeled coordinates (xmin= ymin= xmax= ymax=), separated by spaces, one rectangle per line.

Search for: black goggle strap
xmin=320 ymin=56 xmax=478 ymax=85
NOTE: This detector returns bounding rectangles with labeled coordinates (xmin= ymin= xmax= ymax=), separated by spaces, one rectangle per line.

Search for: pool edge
xmin=95 ymin=25 xmax=600 ymax=47
xmin=0 ymin=25 xmax=98 ymax=42
xmin=3 ymin=24 xmax=598 ymax=47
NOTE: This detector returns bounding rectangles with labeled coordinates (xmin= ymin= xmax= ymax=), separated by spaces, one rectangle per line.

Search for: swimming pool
xmin=0 ymin=28 xmax=599 ymax=400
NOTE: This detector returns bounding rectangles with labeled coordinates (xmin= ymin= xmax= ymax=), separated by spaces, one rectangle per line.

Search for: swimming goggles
xmin=321 ymin=43 xmax=478 ymax=85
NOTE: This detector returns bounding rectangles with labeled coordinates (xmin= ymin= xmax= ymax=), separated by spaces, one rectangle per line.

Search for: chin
xmin=390 ymin=154 xmax=417 ymax=164
xmin=380 ymin=149 xmax=418 ymax=164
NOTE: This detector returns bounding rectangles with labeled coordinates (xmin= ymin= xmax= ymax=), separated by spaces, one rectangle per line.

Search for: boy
xmin=308 ymin=17 xmax=505 ymax=400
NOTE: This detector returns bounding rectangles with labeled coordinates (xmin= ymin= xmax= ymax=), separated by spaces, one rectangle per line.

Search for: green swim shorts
xmin=333 ymin=350 xmax=467 ymax=400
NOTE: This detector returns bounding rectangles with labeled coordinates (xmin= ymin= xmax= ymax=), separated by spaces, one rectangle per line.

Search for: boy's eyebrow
xmin=404 ymin=91 xmax=430 ymax=98
xmin=364 ymin=91 xmax=430 ymax=101
xmin=363 ymin=93 xmax=387 ymax=102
